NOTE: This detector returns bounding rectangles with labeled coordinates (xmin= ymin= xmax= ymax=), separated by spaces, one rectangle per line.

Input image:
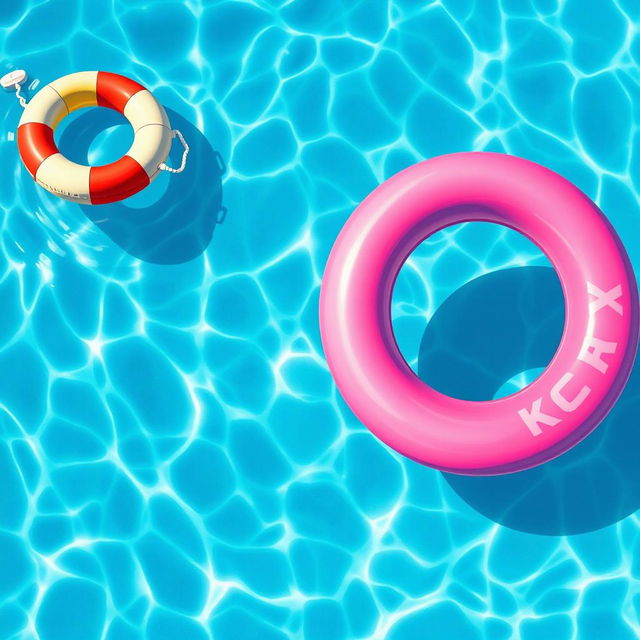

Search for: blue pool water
xmin=2 ymin=0 xmax=640 ymax=638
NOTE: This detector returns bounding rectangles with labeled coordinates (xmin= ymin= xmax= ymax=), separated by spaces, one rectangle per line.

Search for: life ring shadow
xmin=58 ymin=108 xmax=225 ymax=264
xmin=417 ymin=266 xmax=640 ymax=535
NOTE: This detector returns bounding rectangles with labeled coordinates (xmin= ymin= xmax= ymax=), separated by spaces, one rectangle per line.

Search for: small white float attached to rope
xmin=2 ymin=70 xmax=188 ymax=204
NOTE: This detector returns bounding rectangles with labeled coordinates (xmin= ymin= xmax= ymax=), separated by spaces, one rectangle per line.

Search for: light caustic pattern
xmin=1 ymin=0 xmax=640 ymax=639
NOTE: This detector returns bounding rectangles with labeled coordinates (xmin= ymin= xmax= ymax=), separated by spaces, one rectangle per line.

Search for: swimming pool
xmin=1 ymin=0 xmax=640 ymax=638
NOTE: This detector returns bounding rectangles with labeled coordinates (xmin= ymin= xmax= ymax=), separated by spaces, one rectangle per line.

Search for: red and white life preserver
xmin=17 ymin=71 xmax=176 ymax=205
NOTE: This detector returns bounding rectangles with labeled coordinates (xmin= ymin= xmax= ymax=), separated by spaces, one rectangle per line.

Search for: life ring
xmin=17 ymin=71 xmax=184 ymax=205
xmin=320 ymin=152 xmax=639 ymax=475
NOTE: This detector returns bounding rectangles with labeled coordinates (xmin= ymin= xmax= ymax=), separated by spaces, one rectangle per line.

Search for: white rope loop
xmin=1 ymin=70 xmax=28 ymax=108
xmin=158 ymin=129 xmax=189 ymax=173
xmin=15 ymin=83 xmax=27 ymax=108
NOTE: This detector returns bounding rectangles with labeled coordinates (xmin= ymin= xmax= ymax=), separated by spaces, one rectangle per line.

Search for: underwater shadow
xmin=58 ymin=108 xmax=226 ymax=264
xmin=417 ymin=266 xmax=640 ymax=535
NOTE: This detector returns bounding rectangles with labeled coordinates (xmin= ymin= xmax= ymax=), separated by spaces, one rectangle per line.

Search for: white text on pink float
xmin=518 ymin=284 xmax=623 ymax=436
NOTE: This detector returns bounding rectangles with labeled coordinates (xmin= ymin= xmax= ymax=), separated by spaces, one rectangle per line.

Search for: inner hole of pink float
xmin=390 ymin=221 xmax=566 ymax=401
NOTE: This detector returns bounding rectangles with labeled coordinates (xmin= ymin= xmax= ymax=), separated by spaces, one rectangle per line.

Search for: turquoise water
xmin=2 ymin=0 xmax=640 ymax=638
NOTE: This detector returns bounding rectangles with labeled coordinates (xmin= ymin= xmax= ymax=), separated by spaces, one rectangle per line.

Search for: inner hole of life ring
xmin=390 ymin=221 xmax=566 ymax=402
xmin=55 ymin=106 xmax=171 ymax=207
xmin=55 ymin=106 xmax=133 ymax=166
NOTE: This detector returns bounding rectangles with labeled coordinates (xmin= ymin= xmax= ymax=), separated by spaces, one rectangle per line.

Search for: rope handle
xmin=15 ymin=84 xmax=27 ymax=108
xmin=159 ymin=129 xmax=189 ymax=173
xmin=1 ymin=70 xmax=28 ymax=108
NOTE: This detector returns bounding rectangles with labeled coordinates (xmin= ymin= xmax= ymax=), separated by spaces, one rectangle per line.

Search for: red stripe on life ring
xmin=96 ymin=72 xmax=145 ymax=113
xmin=89 ymin=155 xmax=149 ymax=205
xmin=17 ymin=123 xmax=59 ymax=177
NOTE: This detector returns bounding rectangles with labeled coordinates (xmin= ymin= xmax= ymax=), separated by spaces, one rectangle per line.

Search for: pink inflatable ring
xmin=320 ymin=153 xmax=639 ymax=475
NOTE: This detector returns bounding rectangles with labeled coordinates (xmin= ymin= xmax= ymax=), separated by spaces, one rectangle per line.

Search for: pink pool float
xmin=320 ymin=153 xmax=639 ymax=475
